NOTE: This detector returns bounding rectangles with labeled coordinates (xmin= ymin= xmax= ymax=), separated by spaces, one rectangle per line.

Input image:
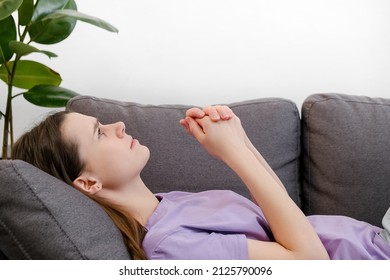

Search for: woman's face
xmin=61 ymin=112 xmax=150 ymax=190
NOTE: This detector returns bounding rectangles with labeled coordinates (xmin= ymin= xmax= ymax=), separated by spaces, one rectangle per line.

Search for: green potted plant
xmin=0 ymin=0 xmax=118 ymax=158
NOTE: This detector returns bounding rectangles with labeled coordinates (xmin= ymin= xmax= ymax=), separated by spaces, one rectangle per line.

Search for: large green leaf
xmin=22 ymin=85 xmax=79 ymax=107
xmin=31 ymin=0 xmax=70 ymax=22
xmin=0 ymin=15 xmax=16 ymax=62
xmin=29 ymin=0 xmax=78 ymax=44
xmin=9 ymin=41 xmax=58 ymax=58
xmin=0 ymin=60 xmax=61 ymax=89
xmin=0 ymin=0 xmax=23 ymax=21
xmin=18 ymin=0 xmax=34 ymax=26
xmin=45 ymin=9 xmax=119 ymax=33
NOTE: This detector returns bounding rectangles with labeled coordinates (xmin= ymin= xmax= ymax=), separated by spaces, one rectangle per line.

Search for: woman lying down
xmin=12 ymin=105 xmax=390 ymax=260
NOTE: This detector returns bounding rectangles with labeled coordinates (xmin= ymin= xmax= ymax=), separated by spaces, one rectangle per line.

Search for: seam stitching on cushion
xmin=0 ymin=217 xmax=31 ymax=259
xmin=303 ymin=100 xmax=318 ymax=214
xmin=292 ymin=103 xmax=301 ymax=207
xmin=68 ymin=96 xmax=296 ymax=111
xmin=228 ymin=99 xmax=297 ymax=109
xmin=312 ymin=95 xmax=390 ymax=107
xmin=11 ymin=162 xmax=87 ymax=260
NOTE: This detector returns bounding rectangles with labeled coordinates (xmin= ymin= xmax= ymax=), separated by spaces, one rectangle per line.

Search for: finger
xmin=203 ymin=106 xmax=220 ymax=121
xmin=179 ymin=118 xmax=190 ymax=134
xmin=186 ymin=107 xmax=205 ymax=118
xmin=215 ymin=105 xmax=234 ymax=120
xmin=185 ymin=116 xmax=205 ymax=140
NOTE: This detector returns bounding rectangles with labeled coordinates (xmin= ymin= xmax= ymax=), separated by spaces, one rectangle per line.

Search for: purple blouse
xmin=142 ymin=190 xmax=390 ymax=260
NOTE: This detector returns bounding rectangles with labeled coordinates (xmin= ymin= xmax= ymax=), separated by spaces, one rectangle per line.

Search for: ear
xmin=73 ymin=173 xmax=103 ymax=195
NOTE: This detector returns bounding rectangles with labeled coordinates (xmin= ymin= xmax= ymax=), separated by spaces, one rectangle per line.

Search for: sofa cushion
xmin=301 ymin=93 xmax=390 ymax=227
xmin=67 ymin=96 xmax=302 ymax=206
xmin=0 ymin=160 xmax=130 ymax=260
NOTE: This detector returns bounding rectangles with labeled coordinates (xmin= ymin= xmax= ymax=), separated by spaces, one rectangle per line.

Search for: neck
xmin=95 ymin=177 xmax=159 ymax=226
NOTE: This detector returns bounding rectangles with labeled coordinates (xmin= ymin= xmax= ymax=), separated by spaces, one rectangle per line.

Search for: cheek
xmin=96 ymin=146 xmax=130 ymax=169
xmin=92 ymin=145 xmax=149 ymax=186
xmin=82 ymin=145 xmax=123 ymax=173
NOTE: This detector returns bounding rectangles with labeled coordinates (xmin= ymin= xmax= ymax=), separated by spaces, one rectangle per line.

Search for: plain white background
xmin=1 ymin=0 xmax=390 ymax=142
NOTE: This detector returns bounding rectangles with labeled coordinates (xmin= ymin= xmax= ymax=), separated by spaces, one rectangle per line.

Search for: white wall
xmin=1 ymin=0 xmax=390 ymax=142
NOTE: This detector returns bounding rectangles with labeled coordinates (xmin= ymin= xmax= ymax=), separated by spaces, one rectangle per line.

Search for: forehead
xmin=64 ymin=112 xmax=95 ymax=126
xmin=62 ymin=112 xmax=96 ymax=139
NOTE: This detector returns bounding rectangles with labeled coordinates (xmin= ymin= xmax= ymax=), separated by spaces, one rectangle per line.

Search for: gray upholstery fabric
xmin=301 ymin=93 xmax=390 ymax=227
xmin=0 ymin=160 xmax=130 ymax=260
xmin=2 ymin=93 xmax=388 ymax=259
xmin=67 ymin=96 xmax=302 ymax=206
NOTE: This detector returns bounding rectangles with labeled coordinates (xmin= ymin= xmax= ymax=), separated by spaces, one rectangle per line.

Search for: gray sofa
xmin=0 ymin=93 xmax=389 ymax=259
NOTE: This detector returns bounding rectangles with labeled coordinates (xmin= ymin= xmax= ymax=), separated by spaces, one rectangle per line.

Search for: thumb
xmin=185 ymin=116 xmax=205 ymax=141
xmin=179 ymin=118 xmax=190 ymax=133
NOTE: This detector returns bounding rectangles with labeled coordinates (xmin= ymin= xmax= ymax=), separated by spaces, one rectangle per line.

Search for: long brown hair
xmin=12 ymin=110 xmax=147 ymax=260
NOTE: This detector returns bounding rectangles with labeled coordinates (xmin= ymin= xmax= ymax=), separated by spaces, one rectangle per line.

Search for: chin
xmin=142 ymin=146 xmax=151 ymax=163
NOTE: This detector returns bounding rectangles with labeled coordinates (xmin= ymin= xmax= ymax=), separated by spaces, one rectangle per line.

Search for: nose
xmin=116 ymin=121 xmax=126 ymax=138
xmin=108 ymin=121 xmax=126 ymax=138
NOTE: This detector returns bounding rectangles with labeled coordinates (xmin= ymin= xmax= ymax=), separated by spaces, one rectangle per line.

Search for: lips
xmin=130 ymin=138 xmax=138 ymax=149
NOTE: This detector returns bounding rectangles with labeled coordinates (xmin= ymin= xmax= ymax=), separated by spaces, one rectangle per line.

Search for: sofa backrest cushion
xmin=0 ymin=160 xmax=130 ymax=260
xmin=0 ymin=96 xmax=301 ymax=260
xmin=301 ymin=93 xmax=390 ymax=227
xmin=67 ymin=96 xmax=302 ymax=206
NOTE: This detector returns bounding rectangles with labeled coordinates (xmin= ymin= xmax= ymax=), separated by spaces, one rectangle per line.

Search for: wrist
xmin=222 ymin=146 xmax=256 ymax=170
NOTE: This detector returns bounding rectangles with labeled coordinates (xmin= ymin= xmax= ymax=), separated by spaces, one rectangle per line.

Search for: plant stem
xmin=10 ymin=105 xmax=14 ymax=148
xmin=1 ymin=18 xmax=30 ymax=158
xmin=2 ymin=79 xmax=13 ymax=158
xmin=1 ymin=55 xmax=21 ymax=159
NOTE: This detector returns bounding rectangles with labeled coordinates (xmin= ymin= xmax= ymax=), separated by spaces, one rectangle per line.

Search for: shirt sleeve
xmin=148 ymin=228 xmax=248 ymax=260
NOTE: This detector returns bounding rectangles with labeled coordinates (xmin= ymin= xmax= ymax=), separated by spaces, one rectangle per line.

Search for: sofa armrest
xmin=0 ymin=160 xmax=130 ymax=259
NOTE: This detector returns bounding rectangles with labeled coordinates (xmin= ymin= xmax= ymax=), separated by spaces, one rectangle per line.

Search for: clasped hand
xmin=180 ymin=105 xmax=249 ymax=161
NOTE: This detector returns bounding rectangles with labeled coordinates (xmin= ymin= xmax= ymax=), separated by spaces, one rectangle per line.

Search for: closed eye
xmin=97 ymin=127 xmax=103 ymax=138
xmin=93 ymin=118 xmax=104 ymax=139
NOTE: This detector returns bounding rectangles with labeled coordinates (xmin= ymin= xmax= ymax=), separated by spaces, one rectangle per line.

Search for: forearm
xmin=222 ymin=147 xmax=328 ymax=259
xmin=244 ymin=137 xmax=286 ymax=192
